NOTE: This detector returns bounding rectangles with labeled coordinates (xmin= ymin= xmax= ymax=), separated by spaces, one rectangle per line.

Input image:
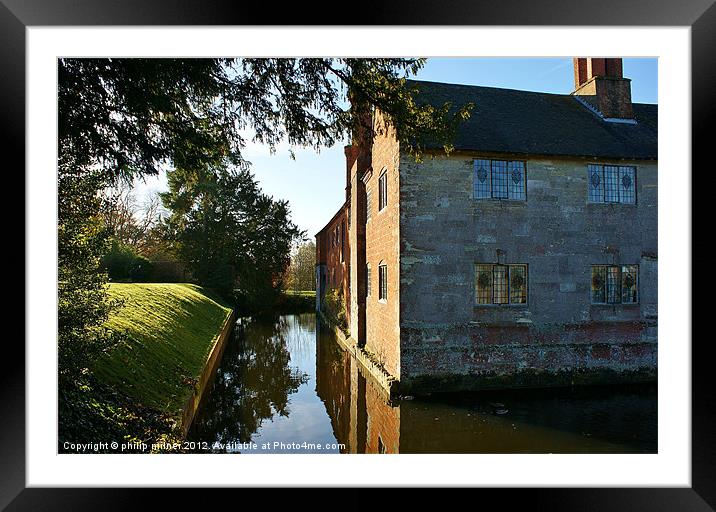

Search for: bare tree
xmin=286 ymin=241 xmax=316 ymax=292
xmin=101 ymin=184 xmax=166 ymax=253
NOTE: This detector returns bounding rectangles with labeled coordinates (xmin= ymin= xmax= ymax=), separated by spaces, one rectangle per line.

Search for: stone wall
xmin=399 ymin=151 xmax=657 ymax=392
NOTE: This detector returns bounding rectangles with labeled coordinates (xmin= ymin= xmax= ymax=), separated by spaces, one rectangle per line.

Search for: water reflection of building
xmin=316 ymin=318 xmax=656 ymax=454
xmin=316 ymin=319 xmax=398 ymax=453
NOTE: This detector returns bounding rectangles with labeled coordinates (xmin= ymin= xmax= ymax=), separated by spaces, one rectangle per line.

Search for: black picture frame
xmin=5 ymin=0 xmax=709 ymax=508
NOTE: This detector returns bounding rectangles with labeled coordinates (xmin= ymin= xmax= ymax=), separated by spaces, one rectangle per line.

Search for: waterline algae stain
xmin=188 ymin=313 xmax=656 ymax=453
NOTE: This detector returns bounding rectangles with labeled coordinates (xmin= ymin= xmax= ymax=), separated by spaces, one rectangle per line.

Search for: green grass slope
xmin=94 ymin=283 xmax=232 ymax=416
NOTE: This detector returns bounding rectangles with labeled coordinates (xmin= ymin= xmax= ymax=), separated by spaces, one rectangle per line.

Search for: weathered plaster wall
xmin=399 ymin=151 xmax=657 ymax=392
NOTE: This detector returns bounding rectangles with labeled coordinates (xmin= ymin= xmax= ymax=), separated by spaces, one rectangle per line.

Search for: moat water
xmin=188 ymin=313 xmax=657 ymax=453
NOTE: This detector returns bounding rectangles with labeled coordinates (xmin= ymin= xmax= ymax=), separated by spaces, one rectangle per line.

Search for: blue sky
xmin=135 ymin=58 xmax=657 ymax=239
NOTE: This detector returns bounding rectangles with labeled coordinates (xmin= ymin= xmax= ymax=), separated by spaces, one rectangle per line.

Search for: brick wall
xmin=315 ymin=204 xmax=350 ymax=325
xmin=364 ymin=111 xmax=402 ymax=379
xmin=348 ymin=144 xmax=366 ymax=344
xmin=573 ymin=76 xmax=634 ymax=119
xmin=399 ymin=152 xmax=657 ymax=392
xmin=364 ymin=378 xmax=400 ymax=454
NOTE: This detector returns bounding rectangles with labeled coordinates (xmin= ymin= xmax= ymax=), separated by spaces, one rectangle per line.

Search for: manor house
xmin=315 ymin=58 xmax=657 ymax=394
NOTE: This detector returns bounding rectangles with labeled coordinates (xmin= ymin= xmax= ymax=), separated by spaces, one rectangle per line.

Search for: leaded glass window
xmin=619 ymin=167 xmax=636 ymax=204
xmin=475 ymin=263 xmax=528 ymax=305
xmin=606 ymin=265 xmax=621 ymax=303
xmin=475 ymin=264 xmax=492 ymax=304
xmin=473 ymin=159 xmax=527 ymax=201
xmin=473 ymin=159 xmax=491 ymax=199
xmin=509 ymin=264 xmax=528 ymax=304
xmin=587 ymin=164 xmax=637 ymax=204
xmin=493 ymin=265 xmax=509 ymax=303
xmin=621 ymin=265 xmax=638 ymax=303
xmin=591 ymin=265 xmax=639 ymax=304
xmin=591 ymin=265 xmax=606 ymax=303
xmin=491 ymin=160 xmax=509 ymax=199
xmin=508 ymin=161 xmax=526 ymax=201
xmin=604 ymin=166 xmax=620 ymax=203
xmin=588 ymin=164 xmax=604 ymax=203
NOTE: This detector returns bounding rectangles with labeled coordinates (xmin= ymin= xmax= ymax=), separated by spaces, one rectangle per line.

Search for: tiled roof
xmin=407 ymin=79 xmax=657 ymax=160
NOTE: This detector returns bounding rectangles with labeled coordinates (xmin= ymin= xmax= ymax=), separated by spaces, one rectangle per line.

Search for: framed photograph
xmin=7 ymin=0 xmax=709 ymax=507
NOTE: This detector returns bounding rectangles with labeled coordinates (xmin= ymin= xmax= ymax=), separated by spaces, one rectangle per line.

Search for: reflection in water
xmin=190 ymin=313 xmax=657 ymax=453
xmin=189 ymin=315 xmax=310 ymax=450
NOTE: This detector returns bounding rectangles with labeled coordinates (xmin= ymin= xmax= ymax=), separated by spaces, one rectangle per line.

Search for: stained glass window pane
xmin=473 ymin=159 xmax=491 ymax=199
xmin=621 ymin=265 xmax=638 ymax=303
xmin=591 ymin=265 xmax=606 ymax=303
xmin=491 ymin=160 xmax=509 ymax=199
xmin=606 ymin=265 xmax=621 ymax=303
xmin=508 ymin=161 xmax=526 ymax=201
xmin=509 ymin=265 xmax=527 ymax=303
xmin=493 ymin=265 xmax=509 ymax=304
xmin=588 ymin=164 xmax=604 ymax=203
xmin=619 ymin=167 xmax=636 ymax=204
xmin=604 ymin=166 xmax=621 ymax=203
xmin=475 ymin=264 xmax=492 ymax=304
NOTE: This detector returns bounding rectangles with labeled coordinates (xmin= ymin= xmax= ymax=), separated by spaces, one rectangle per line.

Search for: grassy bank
xmin=60 ymin=283 xmax=233 ymax=451
xmin=94 ymin=283 xmax=233 ymax=417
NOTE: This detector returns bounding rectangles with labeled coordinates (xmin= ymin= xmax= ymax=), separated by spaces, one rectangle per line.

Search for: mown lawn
xmin=94 ymin=283 xmax=232 ymax=417
xmin=285 ymin=290 xmax=316 ymax=298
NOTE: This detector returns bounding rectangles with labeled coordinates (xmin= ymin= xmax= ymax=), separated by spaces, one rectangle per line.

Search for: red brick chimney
xmin=572 ymin=57 xmax=634 ymax=120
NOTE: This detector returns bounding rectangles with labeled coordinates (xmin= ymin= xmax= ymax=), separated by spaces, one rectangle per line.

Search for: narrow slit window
xmin=378 ymin=171 xmax=388 ymax=211
xmin=378 ymin=263 xmax=388 ymax=301
xmin=340 ymin=221 xmax=345 ymax=262
xmin=366 ymin=264 xmax=372 ymax=297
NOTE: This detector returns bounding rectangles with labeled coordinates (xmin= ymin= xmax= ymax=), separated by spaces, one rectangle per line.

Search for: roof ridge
xmin=405 ymin=78 xmax=568 ymax=97
xmin=406 ymin=78 xmax=658 ymax=107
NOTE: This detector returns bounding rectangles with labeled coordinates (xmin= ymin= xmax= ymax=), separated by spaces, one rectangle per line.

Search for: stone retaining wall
xmin=179 ymin=310 xmax=236 ymax=438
